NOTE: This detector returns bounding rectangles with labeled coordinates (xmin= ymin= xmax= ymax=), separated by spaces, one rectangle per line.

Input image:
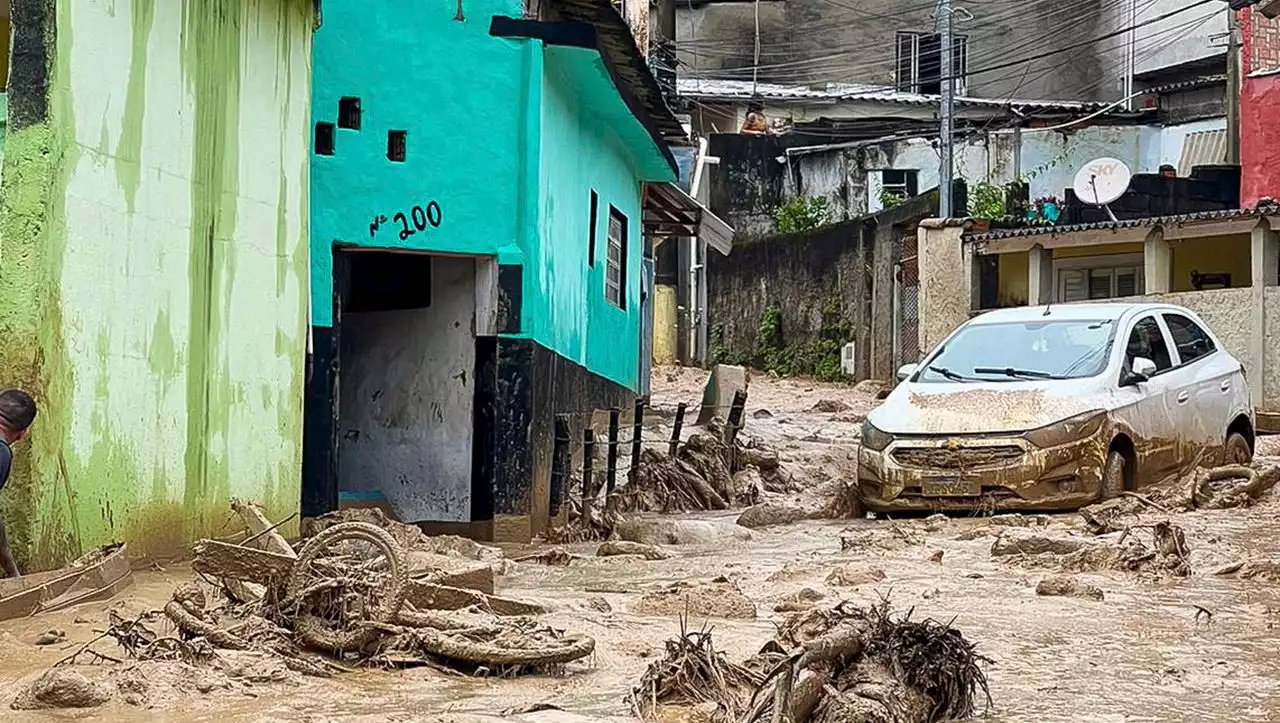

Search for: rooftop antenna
xmin=1072 ymin=157 xmax=1132 ymax=225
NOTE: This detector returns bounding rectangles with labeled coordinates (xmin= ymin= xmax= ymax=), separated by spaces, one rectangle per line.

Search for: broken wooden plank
xmin=230 ymin=499 xmax=296 ymax=558
xmin=192 ymin=539 xmax=295 ymax=583
xmin=405 ymin=581 xmax=546 ymax=617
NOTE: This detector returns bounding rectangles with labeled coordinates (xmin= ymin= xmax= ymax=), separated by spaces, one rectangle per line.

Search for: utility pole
xmin=1226 ymin=5 xmax=1241 ymax=165
xmin=939 ymin=0 xmax=955 ymax=218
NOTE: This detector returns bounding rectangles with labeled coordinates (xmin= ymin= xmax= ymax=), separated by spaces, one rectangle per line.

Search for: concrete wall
xmin=677 ymin=0 xmax=1122 ymax=102
xmin=917 ymin=222 xmax=972 ymax=356
xmin=338 ymin=257 xmax=476 ymax=523
xmin=0 ymin=0 xmax=313 ymax=567
xmin=1131 ymin=0 xmax=1225 ymax=77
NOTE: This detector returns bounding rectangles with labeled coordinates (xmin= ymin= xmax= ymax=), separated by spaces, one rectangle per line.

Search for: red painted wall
xmin=1241 ymin=71 xmax=1280 ymax=207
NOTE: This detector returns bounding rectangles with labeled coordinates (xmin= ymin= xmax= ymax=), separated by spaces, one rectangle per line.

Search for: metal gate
xmin=892 ymin=233 xmax=921 ymax=373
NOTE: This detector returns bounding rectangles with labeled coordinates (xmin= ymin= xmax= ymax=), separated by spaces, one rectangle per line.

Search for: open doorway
xmin=334 ymin=251 xmax=478 ymax=525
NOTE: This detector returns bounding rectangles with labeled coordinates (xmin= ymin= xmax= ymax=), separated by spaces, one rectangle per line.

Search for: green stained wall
xmin=0 ymin=0 xmax=313 ymax=568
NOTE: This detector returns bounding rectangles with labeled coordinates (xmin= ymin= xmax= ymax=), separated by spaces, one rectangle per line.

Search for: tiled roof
xmin=676 ymin=78 xmax=1110 ymax=113
xmin=967 ymin=206 xmax=1280 ymax=243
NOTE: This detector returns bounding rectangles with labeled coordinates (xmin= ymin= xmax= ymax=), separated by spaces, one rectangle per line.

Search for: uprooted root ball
xmin=634 ymin=601 xmax=990 ymax=723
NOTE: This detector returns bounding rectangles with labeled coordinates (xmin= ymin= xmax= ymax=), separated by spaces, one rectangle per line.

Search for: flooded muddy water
xmin=3 ymin=369 xmax=1280 ymax=721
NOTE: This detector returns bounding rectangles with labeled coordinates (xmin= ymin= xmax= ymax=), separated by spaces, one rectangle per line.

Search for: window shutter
xmin=1061 ymin=269 xmax=1087 ymax=302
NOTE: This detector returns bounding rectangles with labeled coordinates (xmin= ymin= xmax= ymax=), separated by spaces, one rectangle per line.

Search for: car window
xmin=1162 ymin=312 xmax=1216 ymax=365
xmin=916 ymin=319 xmax=1116 ymax=382
xmin=1124 ymin=315 xmax=1173 ymax=372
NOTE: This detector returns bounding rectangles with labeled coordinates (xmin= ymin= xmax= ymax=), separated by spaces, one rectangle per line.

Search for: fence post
xmin=628 ymin=397 xmax=646 ymax=485
xmin=606 ymin=407 xmax=621 ymax=499
xmin=550 ymin=414 xmax=570 ymax=518
xmin=724 ymin=390 xmax=748 ymax=472
xmin=669 ymin=402 xmax=687 ymax=457
xmin=582 ymin=427 xmax=595 ymax=504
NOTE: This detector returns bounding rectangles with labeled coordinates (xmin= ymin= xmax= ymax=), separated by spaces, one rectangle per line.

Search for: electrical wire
xmin=677 ymin=0 xmax=1215 ymax=92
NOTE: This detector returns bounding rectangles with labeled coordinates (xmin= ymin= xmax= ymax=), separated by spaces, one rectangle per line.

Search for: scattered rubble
xmin=991 ymin=522 xmax=1191 ymax=577
xmin=596 ymin=540 xmax=670 ymax=560
xmin=736 ymin=502 xmax=810 ymax=529
xmin=810 ymin=399 xmax=850 ymax=413
xmin=19 ymin=501 xmax=596 ymax=709
xmin=615 ymin=518 xmax=753 ymax=546
xmin=826 ymin=566 xmax=887 ymax=588
xmin=773 ymin=588 xmax=826 ymax=613
xmin=633 ymin=578 xmax=757 ymax=620
xmin=1035 ymin=576 xmax=1105 ymax=601
xmin=11 ymin=669 xmax=113 ymax=710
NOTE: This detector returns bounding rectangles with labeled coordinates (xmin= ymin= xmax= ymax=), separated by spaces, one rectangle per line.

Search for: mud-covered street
xmin=3 ymin=368 xmax=1280 ymax=722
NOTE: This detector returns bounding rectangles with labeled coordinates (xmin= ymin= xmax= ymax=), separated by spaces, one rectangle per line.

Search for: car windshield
xmin=917 ymin=318 xmax=1116 ymax=383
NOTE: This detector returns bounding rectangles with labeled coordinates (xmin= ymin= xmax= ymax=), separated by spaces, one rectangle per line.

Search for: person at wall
xmin=0 ymin=390 xmax=37 ymax=578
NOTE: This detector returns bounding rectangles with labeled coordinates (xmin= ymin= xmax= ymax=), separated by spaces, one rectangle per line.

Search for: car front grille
xmin=891 ymin=445 xmax=1025 ymax=470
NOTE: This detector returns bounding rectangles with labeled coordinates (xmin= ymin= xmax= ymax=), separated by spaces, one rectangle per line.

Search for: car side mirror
xmin=1123 ymin=356 xmax=1157 ymax=386
xmin=896 ymin=363 xmax=919 ymax=383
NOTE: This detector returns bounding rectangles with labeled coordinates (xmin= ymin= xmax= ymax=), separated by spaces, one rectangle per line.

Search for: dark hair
xmin=0 ymin=390 xmax=37 ymax=433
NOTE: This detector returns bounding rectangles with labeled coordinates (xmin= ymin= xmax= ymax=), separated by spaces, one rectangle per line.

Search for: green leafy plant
xmin=751 ymin=300 xmax=851 ymax=382
xmin=968 ymin=181 xmax=1005 ymax=220
xmin=878 ymin=188 xmax=906 ymax=210
xmin=773 ymin=196 xmax=831 ymax=234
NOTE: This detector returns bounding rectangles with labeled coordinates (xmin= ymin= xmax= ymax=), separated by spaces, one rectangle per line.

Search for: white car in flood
xmin=857 ymin=302 xmax=1253 ymax=513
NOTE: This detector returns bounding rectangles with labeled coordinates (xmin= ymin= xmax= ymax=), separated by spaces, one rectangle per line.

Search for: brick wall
xmin=1244 ymin=7 xmax=1280 ymax=73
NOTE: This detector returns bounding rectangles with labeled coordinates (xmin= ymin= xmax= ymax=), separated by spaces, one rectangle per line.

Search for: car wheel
xmin=1226 ymin=432 xmax=1253 ymax=465
xmin=1100 ymin=449 xmax=1126 ymax=500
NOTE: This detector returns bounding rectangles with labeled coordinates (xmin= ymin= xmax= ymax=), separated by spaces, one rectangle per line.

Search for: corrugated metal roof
xmin=966 ymin=207 xmax=1278 ymax=243
xmin=676 ymin=78 xmax=1109 ymax=112
xmin=1178 ymin=129 xmax=1227 ymax=172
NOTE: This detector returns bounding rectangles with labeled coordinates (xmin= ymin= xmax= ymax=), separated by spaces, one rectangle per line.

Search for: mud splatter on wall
xmin=0 ymin=0 xmax=313 ymax=568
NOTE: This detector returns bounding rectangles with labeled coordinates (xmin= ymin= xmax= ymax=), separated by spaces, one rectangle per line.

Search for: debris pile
xmin=632 ymin=601 xmax=990 ymax=723
xmin=17 ymin=502 xmax=596 ymax=709
xmin=1079 ymin=463 xmax=1280 ymax=535
xmin=991 ymin=522 xmax=1191 ymax=577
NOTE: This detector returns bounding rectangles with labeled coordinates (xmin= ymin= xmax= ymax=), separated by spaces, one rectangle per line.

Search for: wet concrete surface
xmin=3 ymin=369 xmax=1280 ymax=721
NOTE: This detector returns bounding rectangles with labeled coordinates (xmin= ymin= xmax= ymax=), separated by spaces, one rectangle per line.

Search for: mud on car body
xmin=857 ymin=302 xmax=1254 ymax=513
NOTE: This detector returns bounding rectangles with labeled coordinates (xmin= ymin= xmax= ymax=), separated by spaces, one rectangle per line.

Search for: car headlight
xmin=860 ymin=420 xmax=893 ymax=451
xmin=1022 ymin=410 xmax=1106 ymax=448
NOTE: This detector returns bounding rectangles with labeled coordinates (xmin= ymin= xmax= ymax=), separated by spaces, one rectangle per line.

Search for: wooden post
xmin=725 ymin=389 xmax=748 ymax=472
xmin=628 ymin=397 xmax=646 ymax=485
xmin=669 ymin=402 xmax=687 ymax=457
xmin=606 ymin=407 xmax=621 ymax=498
xmin=582 ymin=427 xmax=595 ymax=503
xmin=550 ymin=414 xmax=571 ymax=517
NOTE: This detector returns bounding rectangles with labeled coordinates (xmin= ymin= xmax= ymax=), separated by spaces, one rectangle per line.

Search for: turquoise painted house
xmin=304 ymin=0 xmax=691 ymax=540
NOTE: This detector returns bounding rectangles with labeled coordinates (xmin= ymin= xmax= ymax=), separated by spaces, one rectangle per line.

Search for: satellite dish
xmin=1072 ymin=157 xmax=1132 ymax=206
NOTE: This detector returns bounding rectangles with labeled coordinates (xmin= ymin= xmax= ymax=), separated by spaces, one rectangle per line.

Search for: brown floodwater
xmin=4 ymin=369 xmax=1280 ymax=721
xmin=4 ymin=498 xmax=1280 ymax=722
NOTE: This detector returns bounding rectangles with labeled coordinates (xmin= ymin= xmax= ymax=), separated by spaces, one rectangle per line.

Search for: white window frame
xmin=1052 ymin=253 xmax=1145 ymax=303
xmin=895 ymin=31 xmax=968 ymax=95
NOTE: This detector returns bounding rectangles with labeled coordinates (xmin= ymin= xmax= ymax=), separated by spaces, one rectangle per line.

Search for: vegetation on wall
xmin=712 ymin=301 xmax=852 ymax=383
xmin=878 ymin=188 xmax=905 ymax=210
xmin=968 ymin=181 xmax=1005 ymax=220
xmin=773 ymin=196 xmax=831 ymax=234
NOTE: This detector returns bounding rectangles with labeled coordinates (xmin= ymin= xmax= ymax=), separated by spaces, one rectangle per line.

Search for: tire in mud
xmin=287 ymin=521 xmax=407 ymax=654
xmin=1100 ymin=449 xmax=1127 ymax=500
xmin=1226 ymin=432 xmax=1253 ymax=466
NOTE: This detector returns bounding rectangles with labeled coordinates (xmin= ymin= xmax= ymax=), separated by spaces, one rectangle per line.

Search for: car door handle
xmin=1221 ymin=380 xmax=1232 ymax=392
xmin=1176 ymin=391 xmax=1190 ymax=404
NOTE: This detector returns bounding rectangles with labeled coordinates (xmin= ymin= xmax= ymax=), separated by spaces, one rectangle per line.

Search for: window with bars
xmin=896 ymin=31 xmax=967 ymax=95
xmin=606 ymin=206 xmax=627 ymax=309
